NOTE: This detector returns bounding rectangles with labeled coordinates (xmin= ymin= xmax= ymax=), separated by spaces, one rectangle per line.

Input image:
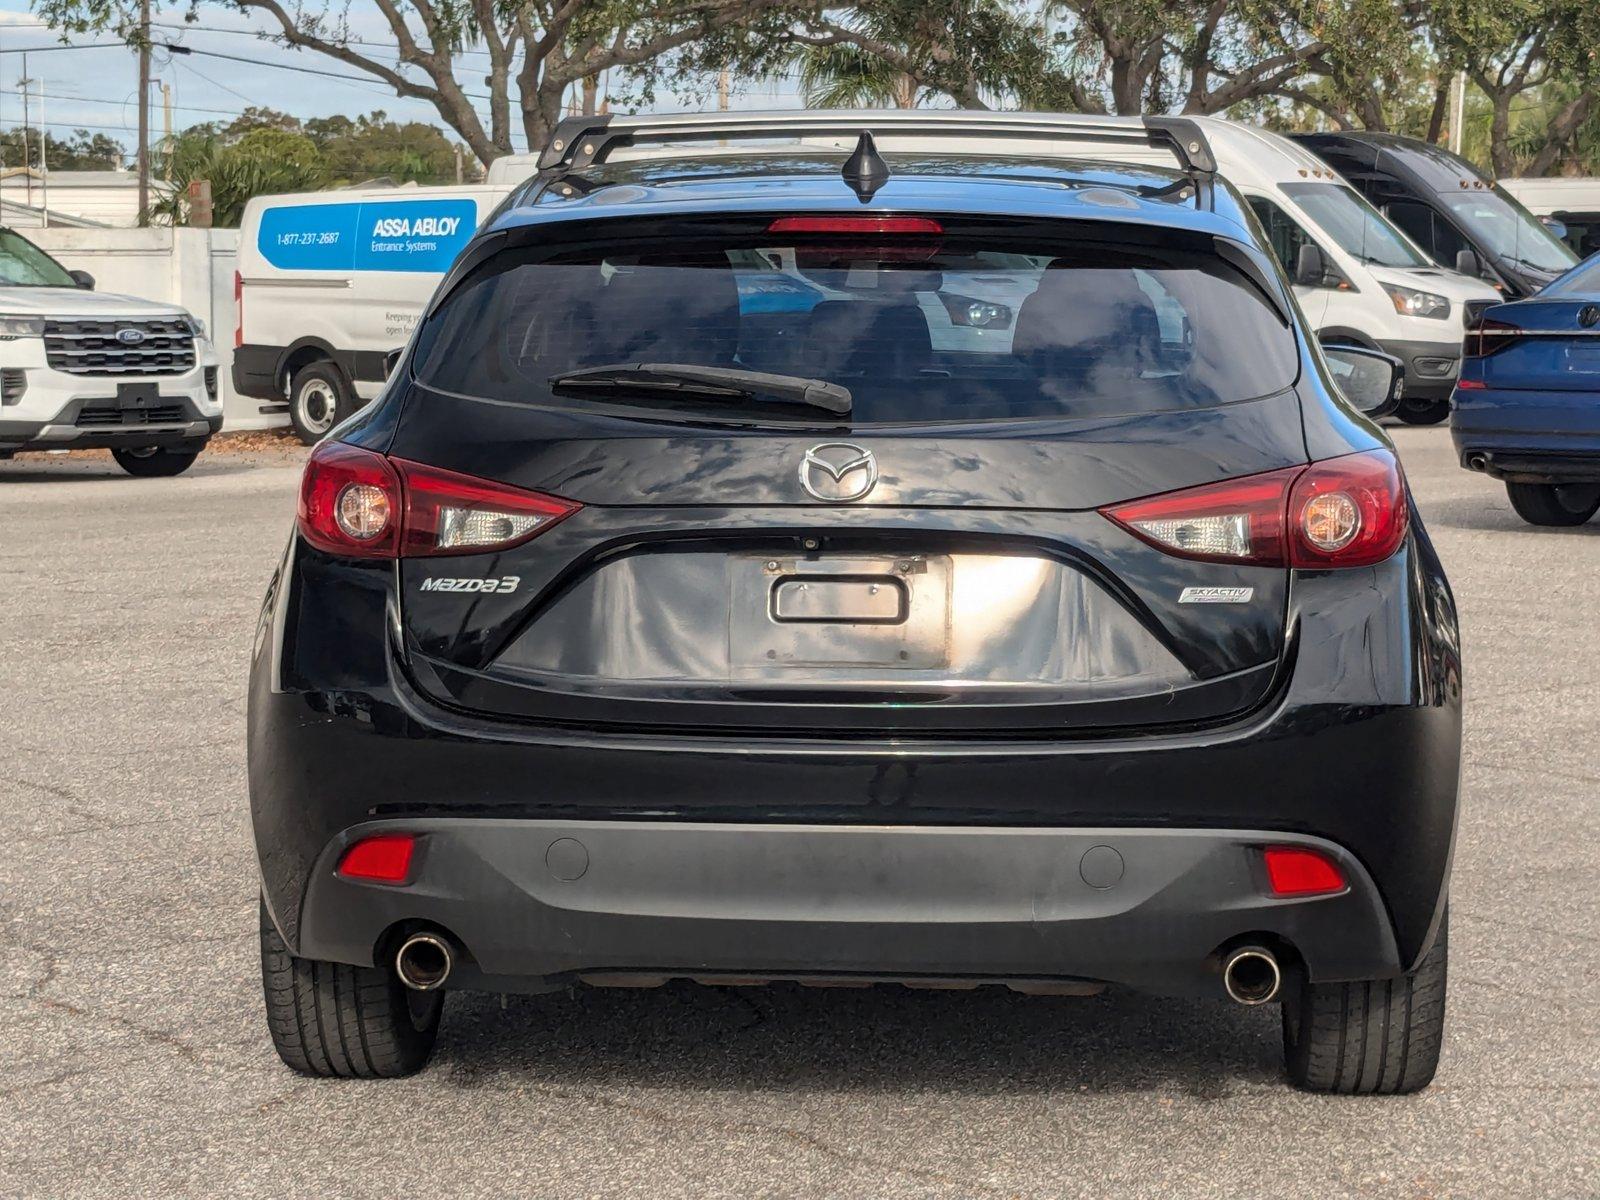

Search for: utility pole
xmin=453 ymin=142 xmax=463 ymax=184
xmin=137 ymin=0 xmax=151 ymax=227
xmin=18 ymin=52 xmax=31 ymax=209
xmin=717 ymin=67 xmax=731 ymax=112
xmin=1447 ymin=70 xmax=1466 ymax=157
xmin=37 ymin=76 xmax=46 ymax=226
xmin=161 ymin=81 xmax=173 ymax=183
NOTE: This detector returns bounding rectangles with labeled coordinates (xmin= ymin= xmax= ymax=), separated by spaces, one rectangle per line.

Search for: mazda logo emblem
xmin=799 ymin=442 xmax=878 ymax=503
xmin=115 ymin=328 xmax=146 ymax=346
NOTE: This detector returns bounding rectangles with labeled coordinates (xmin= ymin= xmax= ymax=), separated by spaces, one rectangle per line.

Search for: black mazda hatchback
xmin=249 ymin=112 xmax=1460 ymax=1093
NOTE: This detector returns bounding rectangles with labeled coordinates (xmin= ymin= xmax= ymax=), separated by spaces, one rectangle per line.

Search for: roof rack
xmin=536 ymin=110 xmax=1218 ymax=178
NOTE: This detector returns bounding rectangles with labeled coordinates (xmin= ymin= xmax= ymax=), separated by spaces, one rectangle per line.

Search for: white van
xmin=234 ymin=183 xmax=511 ymax=441
xmin=0 ymin=225 xmax=222 ymax=475
xmin=1499 ymin=177 xmax=1600 ymax=259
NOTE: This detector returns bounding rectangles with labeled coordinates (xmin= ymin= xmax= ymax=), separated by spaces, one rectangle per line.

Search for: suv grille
xmin=1464 ymin=299 xmax=1496 ymax=329
xmin=44 ymin=317 xmax=196 ymax=377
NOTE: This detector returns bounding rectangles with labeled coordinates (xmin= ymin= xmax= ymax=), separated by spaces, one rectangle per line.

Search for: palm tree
xmin=793 ymin=42 xmax=922 ymax=109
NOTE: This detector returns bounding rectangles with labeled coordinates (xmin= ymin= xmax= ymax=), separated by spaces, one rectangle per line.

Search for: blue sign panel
xmin=258 ymin=198 xmax=478 ymax=273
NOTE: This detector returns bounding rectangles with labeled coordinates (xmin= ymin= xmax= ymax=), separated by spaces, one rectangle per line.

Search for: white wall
xmin=30 ymin=227 xmax=282 ymax=431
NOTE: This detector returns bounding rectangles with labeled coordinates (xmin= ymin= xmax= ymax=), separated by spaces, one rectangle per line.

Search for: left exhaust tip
xmin=395 ymin=932 xmax=454 ymax=991
xmin=1221 ymin=946 xmax=1282 ymax=1006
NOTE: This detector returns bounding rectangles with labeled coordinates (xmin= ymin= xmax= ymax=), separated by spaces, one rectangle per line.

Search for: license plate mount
xmin=730 ymin=554 xmax=951 ymax=673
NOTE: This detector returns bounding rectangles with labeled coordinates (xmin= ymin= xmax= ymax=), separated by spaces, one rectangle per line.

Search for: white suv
xmin=0 ymin=227 xmax=221 ymax=476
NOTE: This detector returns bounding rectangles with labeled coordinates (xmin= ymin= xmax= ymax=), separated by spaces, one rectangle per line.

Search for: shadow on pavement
xmin=430 ymin=981 xmax=1284 ymax=1099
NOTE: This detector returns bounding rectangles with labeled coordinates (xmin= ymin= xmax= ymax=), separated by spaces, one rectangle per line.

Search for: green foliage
xmin=0 ymin=127 xmax=125 ymax=170
xmin=149 ymin=108 xmax=471 ymax=227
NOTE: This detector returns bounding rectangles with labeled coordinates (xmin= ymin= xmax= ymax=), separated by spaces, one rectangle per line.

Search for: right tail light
xmin=1102 ymin=449 xmax=1408 ymax=570
xmin=297 ymin=441 xmax=579 ymax=560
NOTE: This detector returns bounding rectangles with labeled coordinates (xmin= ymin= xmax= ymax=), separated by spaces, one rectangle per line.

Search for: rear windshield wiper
xmin=548 ymin=362 xmax=852 ymax=416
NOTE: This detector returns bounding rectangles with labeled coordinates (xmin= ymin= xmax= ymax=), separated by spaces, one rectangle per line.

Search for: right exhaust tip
xmin=1466 ymin=452 xmax=1489 ymax=472
xmin=1222 ymin=946 xmax=1282 ymax=1006
xmin=395 ymin=932 xmax=454 ymax=991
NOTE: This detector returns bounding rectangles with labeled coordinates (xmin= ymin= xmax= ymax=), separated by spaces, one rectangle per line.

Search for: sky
xmin=0 ymin=1 xmax=804 ymax=165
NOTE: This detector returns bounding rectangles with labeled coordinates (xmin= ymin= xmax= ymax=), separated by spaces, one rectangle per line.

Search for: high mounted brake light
xmin=297 ymin=442 xmax=580 ymax=560
xmin=1101 ymin=449 xmax=1408 ymax=569
xmin=767 ymin=216 xmax=943 ymax=234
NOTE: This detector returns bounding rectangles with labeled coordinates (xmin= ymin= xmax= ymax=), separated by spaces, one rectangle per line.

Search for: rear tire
xmin=259 ymin=898 xmax=442 ymax=1078
xmin=111 ymin=446 xmax=200 ymax=477
xmin=288 ymin=362 xmax=354 ymax=445
xmin=1396 ymin=396 xmax=1450 ymax=425
xmin=1506 ymin=481 xmax=1600 ymax=527
xmin=1282 ymin=908 xmax=1448 ymax=1095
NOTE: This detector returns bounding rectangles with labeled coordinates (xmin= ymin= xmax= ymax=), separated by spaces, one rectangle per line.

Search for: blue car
xmin=1453 ymin=255 xmax=1600 ymax=525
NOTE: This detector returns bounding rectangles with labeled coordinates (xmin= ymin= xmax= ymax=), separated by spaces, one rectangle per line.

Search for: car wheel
xmin=259 ymin=898 xmax=442 ymax=1078
xmin=111 ymin=446 xmax=201 ymax=477
xmin=1396 ymin=396 xmax=1450 ymax=425
xmin=288 ymin=362 xmax=354 ymax=445
xmin=1506 ymin=481 xmax=1600 ymax=527
xmin=1281 ymin=907 xmax=1447 ymax=1095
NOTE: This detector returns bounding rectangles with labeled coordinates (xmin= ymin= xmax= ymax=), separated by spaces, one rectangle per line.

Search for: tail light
xmin=1261 ymin=846 xmax=1347 ymax=897
xmin=767 ymin=216 xmax=943 ymax=234
xmin=1462 ymin=317 xmax=1520 ymax=359
xmin=233 ymin=270 xmax=243 ymax=350
xmin=297 ymin=441 xmax=579 ymax=560
xmin=1101 ymin=449 xmax=1407 ymax=569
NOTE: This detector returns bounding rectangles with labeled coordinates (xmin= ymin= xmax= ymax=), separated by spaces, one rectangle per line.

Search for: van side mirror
xmin=1320 ymin=342 xmax=1404 ymax=418
xmin=69 ymin=269 xmax=94 ymax=290
xmin=383 ymin=347 xmax=404 ymax=378
xmin=1541 ymin=215 xmax=1569 ymax=241
xmin=1454 ymin=249 xmax=1481 ymax=277
xmin=1294 ymin=243 xmax=1328 ymax=287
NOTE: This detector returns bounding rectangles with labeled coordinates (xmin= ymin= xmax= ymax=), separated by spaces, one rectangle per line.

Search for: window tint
xmin=1544 ymin=255 xmax=1600 ymax=297
xmin=1248 ymin=197 xmax=1319 ymax=277
xmin=1383 ymin=202 xmax=1436 ymax=257
xmin=412 ymin=231 xmax=1299 ymax=425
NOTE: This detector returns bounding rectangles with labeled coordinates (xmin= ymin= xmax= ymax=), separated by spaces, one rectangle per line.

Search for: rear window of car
xmin=411 ymin=226 xmax=1299 ymax=425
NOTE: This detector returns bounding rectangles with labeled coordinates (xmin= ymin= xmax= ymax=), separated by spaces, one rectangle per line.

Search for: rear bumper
xmin=1451 ymin=387 xmax=1600 ymax=482
xmin=250 ymin=526 xmax=1462 ymax=985
xmin=300 ymin=820 xmax=1400 ymax=992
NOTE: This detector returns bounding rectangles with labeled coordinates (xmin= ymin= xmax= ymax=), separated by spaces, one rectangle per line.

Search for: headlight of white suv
xmin=180 ymin=314 xmax=208 ymax=340
xmin=1381 ymin=285 xmax=1450 ymax=320
xmin=0 ymin=315 xmax=46 ymax=339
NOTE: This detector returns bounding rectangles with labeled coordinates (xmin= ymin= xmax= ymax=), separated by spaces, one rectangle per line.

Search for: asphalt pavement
xmin=2 ymin=428 xmax=1596 ymax=1199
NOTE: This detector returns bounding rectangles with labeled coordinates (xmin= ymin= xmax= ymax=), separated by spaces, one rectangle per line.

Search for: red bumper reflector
xmin=338 ymin=834 xmax=415 ymax=884
xmin=1262 ymin=846 xmax=1347 ymax=897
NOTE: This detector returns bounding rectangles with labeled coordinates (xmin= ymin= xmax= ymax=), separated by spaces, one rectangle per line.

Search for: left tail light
xmin=1101 ymin=449 xmax=1408 ymax=570
xmin=297 ymin=441 xmax=580 ymax=560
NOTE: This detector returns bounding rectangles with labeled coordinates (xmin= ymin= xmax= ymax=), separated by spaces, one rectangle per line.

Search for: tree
xmin=153 ymin=125 xmax=324 ymax=226
xmin=1424 ymin=0 xmax=1600 ymax=175
xmin=37 ymin=0 xmax=834 ymax=167
xmin=0 ymin=127 xmax=126 ymax=170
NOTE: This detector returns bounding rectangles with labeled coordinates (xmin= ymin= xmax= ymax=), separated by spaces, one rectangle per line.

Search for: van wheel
xmin=1397 ymin=396 xmax=1450 ymax=425
xmin=289 ymin=362 xmax=353 ymax=445
xmin=112 ymin=446 xmax=200 ymax=477
xmin=259 ymin=898 xmax=442 ymax=1078
xmin=1506 ymin=481 xmax=1600 ymax=526
xmin=1282 ymin=908 xmax=1447 ymax=1094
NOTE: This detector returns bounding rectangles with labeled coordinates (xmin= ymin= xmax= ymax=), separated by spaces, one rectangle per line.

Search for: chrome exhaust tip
xmin=1466 ymin=452 xmax=1488 ymax=472
xmin=1221 ymin=946 xmax=1282 ymax=1006
xmin=394 ymin=932 xmax=454 ymax=991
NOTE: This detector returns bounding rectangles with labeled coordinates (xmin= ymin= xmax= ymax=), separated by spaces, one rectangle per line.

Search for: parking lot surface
xmin=2 ymin=428 xmax=1596 ymax=1199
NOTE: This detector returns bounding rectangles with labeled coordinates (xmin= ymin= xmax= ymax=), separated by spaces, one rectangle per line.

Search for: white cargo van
xmin=234 ymin=183 xmax=511 ymax=441
xmin=1499 ymin=177 xmax=1600 ymax=259
xmin=0 ymin=225 xmax=221 ymax=475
